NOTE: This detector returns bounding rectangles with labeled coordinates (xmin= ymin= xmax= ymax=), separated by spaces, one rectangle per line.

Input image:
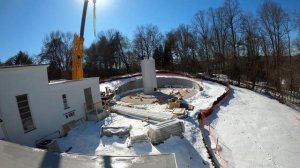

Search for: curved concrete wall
xmin=157 ymin=77 xmax=201 ymax=90
xmin=116 ymin=77 xmax=201 ymax=96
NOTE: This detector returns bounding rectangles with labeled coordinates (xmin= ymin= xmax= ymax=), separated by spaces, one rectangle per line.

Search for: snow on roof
xmin=49 ymin=79 xmax=72 ymax=85
xmin=48 ymin=77 xmax=99 ymax=85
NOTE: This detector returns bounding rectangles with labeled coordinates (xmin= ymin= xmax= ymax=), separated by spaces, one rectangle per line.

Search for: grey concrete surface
xmin=120 ymin=88 xmax=198 ymax=105
xmin=0 ymin=140 xmax=177 ymax=168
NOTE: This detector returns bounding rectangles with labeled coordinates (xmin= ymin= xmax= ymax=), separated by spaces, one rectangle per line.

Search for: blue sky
xmin=0 ymin=0 xmax=299 ymax=61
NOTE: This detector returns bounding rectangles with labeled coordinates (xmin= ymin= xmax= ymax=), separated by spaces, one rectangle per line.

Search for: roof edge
xmin=0 ymin=64 xmax=49 ymax=70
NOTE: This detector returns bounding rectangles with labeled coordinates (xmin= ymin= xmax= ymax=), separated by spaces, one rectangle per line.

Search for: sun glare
xmin=75 ymin=0 xmax=110 ymax=9
xmin=95 ymin=0 xmax=110 ymax=7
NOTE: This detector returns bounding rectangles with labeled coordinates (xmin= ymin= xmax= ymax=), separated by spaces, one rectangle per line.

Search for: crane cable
xmin=93 ymin=0 xmax=96 ymax=36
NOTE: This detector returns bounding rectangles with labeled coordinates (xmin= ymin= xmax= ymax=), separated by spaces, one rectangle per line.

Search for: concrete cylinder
xmin=141 ymin=59 xmax=157 ymax=94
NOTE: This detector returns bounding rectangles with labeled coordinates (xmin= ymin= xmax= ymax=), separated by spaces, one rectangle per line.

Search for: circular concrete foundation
xmin=119 ymin=88 xmax=198 ymax=105
xmin=115 ymin=76 xmax=201 ymax=105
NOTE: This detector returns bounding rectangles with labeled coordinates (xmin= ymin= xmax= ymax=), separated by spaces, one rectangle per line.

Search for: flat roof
xmin=0 ymin=140 xmax=177 ymax=168
xmin=48 ymin=78 xmax=99 ymax=85
xmin=49 ymin=79 xmax=72 ymax=85
xmin=0 ymin=64 xmax=48 ymax=70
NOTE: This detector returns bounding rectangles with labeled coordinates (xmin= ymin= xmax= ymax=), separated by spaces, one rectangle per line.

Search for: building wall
xmin=0 ymin=66 xmax=101 ymax=147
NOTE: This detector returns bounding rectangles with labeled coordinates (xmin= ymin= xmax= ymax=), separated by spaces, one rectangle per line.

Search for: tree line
xmin=1 ymin=0 xmax=300 ymax=92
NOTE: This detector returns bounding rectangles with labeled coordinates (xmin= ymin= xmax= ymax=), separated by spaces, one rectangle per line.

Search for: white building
xmin=0 ymin=65 xmax=102 ymax=147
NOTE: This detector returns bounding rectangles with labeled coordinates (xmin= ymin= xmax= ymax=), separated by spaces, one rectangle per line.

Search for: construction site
xmin=1 ymin=0 xmax=300 ymax=168
xmin=1 ymin=60 xmax=300 ymax=167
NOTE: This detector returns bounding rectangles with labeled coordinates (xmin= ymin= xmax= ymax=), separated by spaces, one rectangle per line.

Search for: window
xmin=16 ymin=94 xmax=35 ymax=133
xmin=62 ymin=94 xmax=69 ymax=109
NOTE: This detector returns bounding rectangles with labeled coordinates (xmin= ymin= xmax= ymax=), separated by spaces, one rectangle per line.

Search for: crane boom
xmin=72 ymin=0 xmax=96 ymax=80
xmin=80 ymin=0 xmax=89 ymax=38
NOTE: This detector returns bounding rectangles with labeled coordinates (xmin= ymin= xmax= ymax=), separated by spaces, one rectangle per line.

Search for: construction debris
xmin=168 ymin=98 xmax=181 ymax=109
xmin=172 ymin=108 xmax=185 ymax=115
xmin=100 ymin=125 xmax=131 ymax=138
xmin=148 ymin=119 xmax=185 ymax=145
xmin=128 ymin=129 xmax=149 ymax=147
xmin=112 ymin=105 xmax=174 ymax=123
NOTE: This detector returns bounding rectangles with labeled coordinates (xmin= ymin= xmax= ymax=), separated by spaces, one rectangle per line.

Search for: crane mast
xmin=72 ymin=0 xmax=96 ymax=80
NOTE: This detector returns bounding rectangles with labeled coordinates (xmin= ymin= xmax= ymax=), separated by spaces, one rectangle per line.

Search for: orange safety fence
xmin=201 ymin=117 xmax=234 ymax=168
xmin=198 ymin=81 xmax=233 ymax=168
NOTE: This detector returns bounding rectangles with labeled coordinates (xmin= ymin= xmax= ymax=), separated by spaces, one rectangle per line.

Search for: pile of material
xmin=172 ymin=108 xmax=189 ymax=119
xmin=148 ymin=119 xmax=185 ymax=145
xmin=168 ymin=98 xmax=181 ymax=109
xmin=128 ymin=129 xmax=149 ymax=147
xmin=100 ymin=125 xmax=131 ymax=138
xmin=112 ymin=105 xmax=174 ymax=123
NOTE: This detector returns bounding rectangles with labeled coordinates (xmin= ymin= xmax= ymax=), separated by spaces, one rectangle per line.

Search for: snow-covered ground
xmin=187 ymin=80 xmax=226 ymax=117
xmin=57 ymin=75 xmax=300 ymax=167
xmin=56 ymin=76 xmax=227 ymax=168
xmin=57 ymin=115 xmax=212 ymax=168
xmin=99 ymin=76 xmax=142 ymax=92
xmin=207 ymin=86 xmax=300 ymax=167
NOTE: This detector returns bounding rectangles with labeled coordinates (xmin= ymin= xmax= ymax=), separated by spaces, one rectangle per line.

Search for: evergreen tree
xmin=5 ymin=51 xmax=33 ymax=65
xmin=153 ymin=45 xmax=164 ymax=69
xmin=163 ymin=42 xmax=173 ymax=69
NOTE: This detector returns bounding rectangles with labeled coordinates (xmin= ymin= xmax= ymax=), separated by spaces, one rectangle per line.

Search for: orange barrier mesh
xmin=201 ymin=118 xmax=233 ymax=168
xmin=198 ymin=81 xmax=233 ymax=167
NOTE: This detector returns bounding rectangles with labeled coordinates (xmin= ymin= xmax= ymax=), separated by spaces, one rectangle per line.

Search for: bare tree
xmin=172 ymin=24 xmax=198 ymax=73
xmin=113 ymin=31 xmax=131 ymax=73
xmin=224 ymin=0 xmax=242 ymax=84
xmin=283 ymin=16 xmax=296 ymax=92
xmin=258 ymin=0 xmax=289 ymax=92
xmin=209 ymin=7 xmax=228 ymax=77
xmin=39 ymin=31 xmax=73 ymax=79
xmin=193 ymin=10 xmax=212 ymax=75
xmin=240 ymin=13 xmax=261 ymax=88
xmin=162 ymin=31 xmax=177 ymax=70
xmin=224 ymin=0 xmax=241 ymax=58
xmin=133 ymin=25 xmax=163 ymax=59
xmin=85 ymin=30 xmax=133 ymax=77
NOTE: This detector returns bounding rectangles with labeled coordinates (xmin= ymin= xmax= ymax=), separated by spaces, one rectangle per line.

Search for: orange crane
xmin=72 ymin=0 xmax=96 ymax=80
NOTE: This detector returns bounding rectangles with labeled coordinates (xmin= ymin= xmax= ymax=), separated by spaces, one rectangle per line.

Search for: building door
xmin=84 ymin=88 xmax=93 ymax=111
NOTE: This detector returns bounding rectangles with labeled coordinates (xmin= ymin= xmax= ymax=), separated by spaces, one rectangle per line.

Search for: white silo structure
xmin=141 ymin=58 xmax=157 ymax=94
